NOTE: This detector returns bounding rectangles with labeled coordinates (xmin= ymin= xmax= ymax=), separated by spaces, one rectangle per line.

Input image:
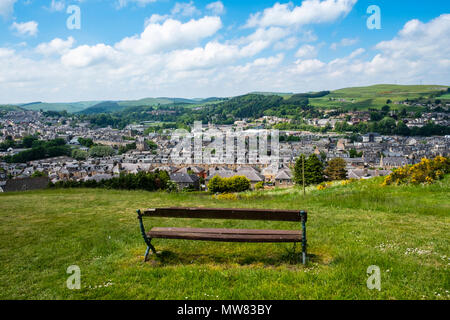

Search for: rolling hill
xmin=0 ymin=105 xmax=24 ymax=112
xmin=7 ymin=84 xmax=449 ymax=114
xmin=309 ymin=84 xmax=449 ymax=110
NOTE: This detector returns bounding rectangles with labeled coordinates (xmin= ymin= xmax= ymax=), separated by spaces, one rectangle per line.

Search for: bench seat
xmin=148 ymin=227 xmax=302 ymax=243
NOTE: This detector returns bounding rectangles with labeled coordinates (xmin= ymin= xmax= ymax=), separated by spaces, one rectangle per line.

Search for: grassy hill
xmin=0 ymin=177 xmax=448 ymax=300
xmin=310 ymin=84 xmax=449 ymax=110
xmin=21 ymin=101 xmax=101 ymax=113
xmin=10 ymin=84 xmax=449 ymax=114
xmin=0 ymin=105 xmax=24 ymax=112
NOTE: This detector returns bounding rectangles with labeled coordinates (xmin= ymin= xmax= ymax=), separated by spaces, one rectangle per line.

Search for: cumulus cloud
xmin=36 ymin=37 xmax=75 ymax=56
xmin=115 ymin=16 xmax=222 ymax=55
xmin=61 ymin=44 xmax=117 ymax=68
xmin=145 ymin=14 xmax=169 ymax=26
xmin=1 ymin=13 xmax=449 ymax=103
xmin=171 ymin=1 xmax=200 ymax=17
xmin=246 ymin=0 xmax=357 ymax=28
xmin=206 ymin=1 xmax=225 ymax=15
xmin=330 ymin=37 xmax=358 ymax=50
xmin=47 ymin=0 xmax=66 ymax=12
xmin=11 ymin=21 xmax=38 ymax=37
xmin=116 ymin=0 xmax=156 ymax=9
xmin=294 ymin=58 xmax=325 ymax=74
xmin=0 ymin=0 xmax=16 ymax=19
xmin=295 ymin=44 xmax=317 ymax=58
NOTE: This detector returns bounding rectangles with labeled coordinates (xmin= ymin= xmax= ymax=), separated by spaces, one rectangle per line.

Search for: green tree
xmin=324 ymin=158 xmax=347 ymax=181
xmin=349 ymin=149 xmax=363 ymax=158
xmin=293 ymin=154 xmax=307 ymax=187
xmin=306 ymin=154 xmax=325 ymax=185
xmin=89 ymin=146 xmax=115 ymax=158
xmin=294 ymin=154 xmax=324 ymax=186
xmin=146 ymin=140 xmax=158 ymax=150
xmin=72 ymin=149 xmax=88 ymax=160
xmin=32 ymin=170 xmax=47 ymax=178
xmin=22 ymin=135 xmax=38 ymax=148
xmin=78 ymin=137 xmax=94 ymax=148
xmin=382 ymin=105 xmax=391 ymax=113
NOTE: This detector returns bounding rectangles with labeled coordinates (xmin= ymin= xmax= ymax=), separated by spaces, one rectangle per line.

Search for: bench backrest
xmin=140 ymin=207 xmax=306 ymax=222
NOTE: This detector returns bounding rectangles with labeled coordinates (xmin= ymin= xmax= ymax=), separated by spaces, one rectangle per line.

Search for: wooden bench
xmin=137 ymin=207 xmax=308 ymax=264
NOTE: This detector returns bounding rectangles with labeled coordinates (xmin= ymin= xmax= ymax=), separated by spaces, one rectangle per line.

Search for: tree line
xmin=293 ymin=154 xmax=348 ymax=186
xmin=50 ymin=171 xmax=171 ymax=192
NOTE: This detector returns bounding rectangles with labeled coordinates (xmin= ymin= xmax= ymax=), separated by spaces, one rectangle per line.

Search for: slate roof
xmin=170 ymin=173 xmax=200 ymax=183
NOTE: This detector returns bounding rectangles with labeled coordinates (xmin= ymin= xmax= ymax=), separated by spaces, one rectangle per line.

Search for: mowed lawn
xmin=0 ymin=177 xmax=449 ymax=300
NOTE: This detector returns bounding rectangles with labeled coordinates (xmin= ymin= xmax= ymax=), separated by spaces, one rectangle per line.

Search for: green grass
xmin=0 ymin=105 xmax=23 ymax=112
xmin=0 ymin=177 xmax=449 ymax=300
xmin=310 ymin=84 xmax=449 ymax=110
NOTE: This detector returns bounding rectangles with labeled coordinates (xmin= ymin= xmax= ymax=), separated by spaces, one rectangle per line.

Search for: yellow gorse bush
xmin=382 ymin=156 xmax=450 ymax=186
xmin=317 ymin=182 xmax=333 ymax=190
xmin=212 ymin=193 xmax=239 ymax=201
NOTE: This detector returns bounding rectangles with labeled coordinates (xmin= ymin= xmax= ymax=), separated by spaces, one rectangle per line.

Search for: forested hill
xmin=198 ymin=92 xmax=330 ymax=122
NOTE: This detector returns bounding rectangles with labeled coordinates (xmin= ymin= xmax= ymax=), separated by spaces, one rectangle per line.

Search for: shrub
xmin=207 ymin=175 xmax=251 ymax=193
xmin=382 ymin=156 xmax=450 ymax=186
xmin=317 ymin=182 xmax=332 ymax=190
xmin=213 ymin=193 xmax=238 ymax=201
xmin=255 ymin=181 xmax=264 ymax=190
xmin=50 ymin=171 xmax=170 ymax=192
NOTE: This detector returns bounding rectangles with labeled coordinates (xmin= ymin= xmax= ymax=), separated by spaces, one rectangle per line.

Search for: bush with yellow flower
xmin=382 ymin=156 xmax=449 ymax=186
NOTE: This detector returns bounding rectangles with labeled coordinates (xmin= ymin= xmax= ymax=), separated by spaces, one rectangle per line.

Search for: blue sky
xmin=0 ymin=0 xmax=449 ymax=103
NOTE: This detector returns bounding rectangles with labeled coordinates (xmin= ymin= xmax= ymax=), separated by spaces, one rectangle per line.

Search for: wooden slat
xmin=142 ymin=207 xmax=303 ymax=222
xmin=147 ymin=227 xmax=302 ymax=243
xmin=150 ymin=227 xmax=302 ymax=235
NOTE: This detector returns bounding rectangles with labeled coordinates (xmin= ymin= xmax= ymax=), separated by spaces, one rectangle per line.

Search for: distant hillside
xmin=309 ymin=84 xmax=449 ymax=110
xmin=8 ymin=84 xmax=449 ymax=114
xmin=21 ymin=101 xmax=101 ymax=113
xmin=0 ymin=105 xmax=23 ymax=112
xmin=249 ymin=91 xmax=294 ymax=98
xmin=79 ymin=101 xmax=125 ymax=115
xmin=80 ymin=97 xmax=227 ymax=114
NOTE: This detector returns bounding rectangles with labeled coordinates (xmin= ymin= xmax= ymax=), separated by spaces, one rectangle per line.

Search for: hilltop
xmin=0 ymin=177 xmax=448 ymax=299
xmin=5 ymin=84 xmax=449 ymax=114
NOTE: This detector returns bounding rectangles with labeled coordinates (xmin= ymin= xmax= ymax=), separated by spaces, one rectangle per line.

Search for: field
xmin=0 ymin=177 xmax=449 ymax=300
xmin=309 ymin=84 xmax=449 ymax=110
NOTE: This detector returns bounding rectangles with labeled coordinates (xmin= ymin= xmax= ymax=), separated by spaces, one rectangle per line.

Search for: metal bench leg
xmin=144 ymin=241 xmax=158 ymax=262
xmin=300 ymin=211 xmax=307 ymax=265
xmin=138 ymin=210 xmax=158 ymax=262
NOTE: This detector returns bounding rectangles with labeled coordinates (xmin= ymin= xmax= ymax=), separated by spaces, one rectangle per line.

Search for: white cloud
xmin=206 ymin=1 xmax=225 ymax=15
xmin=61 ymin=44 xmax=117 ymax=68
xmin=330 ymin=37 xmax=358 ymax=50
xmin=246 ymin=0 xmax=357 ymax=28
xmin=348 ymin=48 xmax=365 ymax=59
xmin=0 ymin=0 xmax=16 ymax=19
xmin=116 ymin=0 xmax=156 ymax=9
xmin=274 ymin=37 xmax=299 ymax=50
xmin=167 ymin=42 xmax=241 ymax=71
xmin=11 ymin=21 xmax=38 ymax=37
xmin=171 ymin=1 xmax=200 ymax=17
xmin=115 ymin=16 xmax=222 ymax=55
xmin=145 ymin=14 xmax=169 ymax=26
xmin=1 ymin=14 xmax=450 ymax=103
xmin=295 ymin=44 xmax=317 ymax=58
xmin=36 ymin=37 xmax=75 ymax=56
xmin=48 ymin=0 xmax=65 ymax=12
xmin=294 ymin=59 xmax=325 ymax=74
